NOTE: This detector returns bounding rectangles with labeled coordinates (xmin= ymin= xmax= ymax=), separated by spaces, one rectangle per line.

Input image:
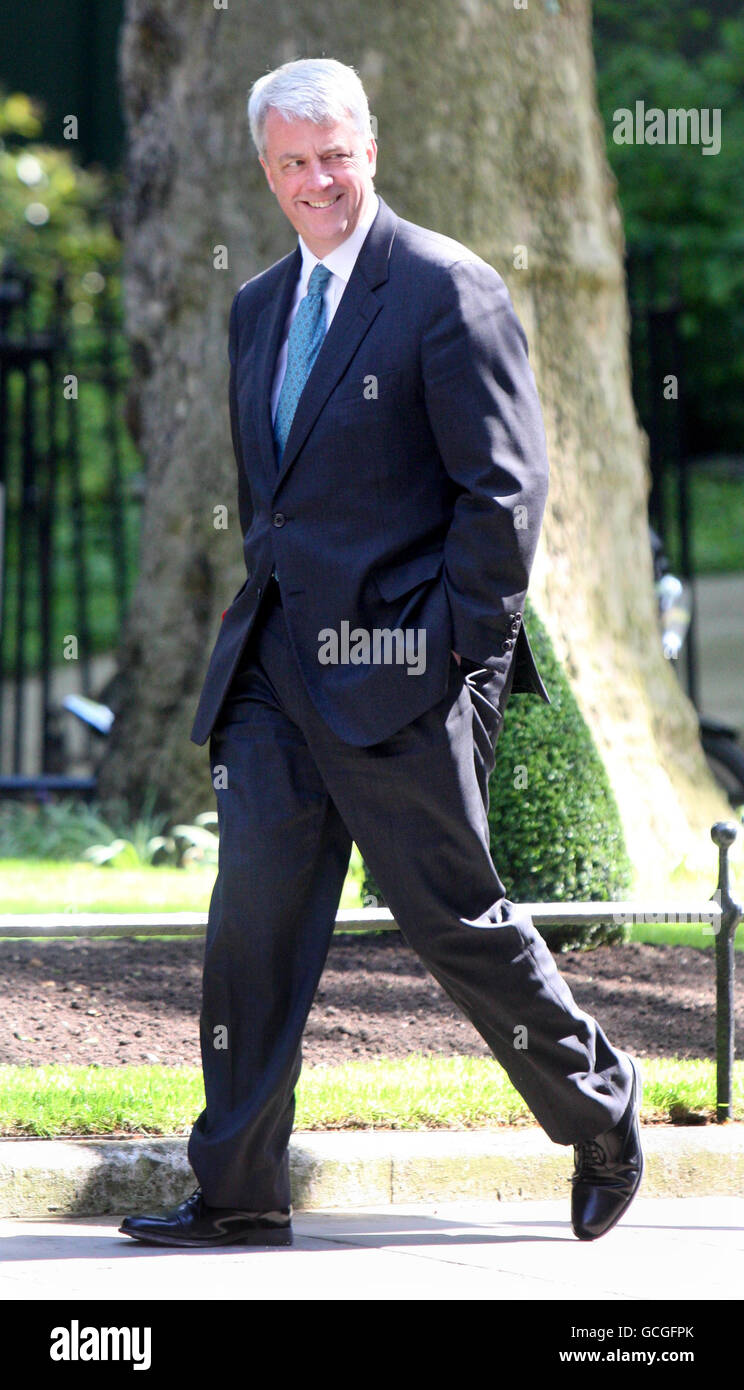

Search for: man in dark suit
xmin=121 ymin=57 xmax=642 ymax=1249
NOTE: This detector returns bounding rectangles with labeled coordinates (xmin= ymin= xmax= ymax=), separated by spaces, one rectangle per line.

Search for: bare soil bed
xmin=2 ymin=933 xmax=740 ymax=1068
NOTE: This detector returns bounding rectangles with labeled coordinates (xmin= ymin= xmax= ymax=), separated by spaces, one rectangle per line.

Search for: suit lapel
xmin=252 ymin=195 xmax=398 ymax=493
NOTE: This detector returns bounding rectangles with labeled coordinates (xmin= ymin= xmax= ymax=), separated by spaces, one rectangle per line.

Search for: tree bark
xmin=100 ymin=0 xmax=730 ymax=892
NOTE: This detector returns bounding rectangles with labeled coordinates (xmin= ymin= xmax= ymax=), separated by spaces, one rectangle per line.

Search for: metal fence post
xmin=711 ymin=821 xmax=742 ymax=1120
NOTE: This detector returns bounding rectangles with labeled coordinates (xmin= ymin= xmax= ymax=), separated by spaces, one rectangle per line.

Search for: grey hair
xmin=248 ymin=57 xmax=374 ymax=162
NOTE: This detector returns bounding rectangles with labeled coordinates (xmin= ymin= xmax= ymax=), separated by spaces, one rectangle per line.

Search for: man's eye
xmin=283 ymin=152 xmax=348 ymax=170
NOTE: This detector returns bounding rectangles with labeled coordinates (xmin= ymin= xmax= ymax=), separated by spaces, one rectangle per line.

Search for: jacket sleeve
xmin=228 ymin=289 xmax=254 ymax=538
xmin=420 ymin=256 xmax=549 ymax=667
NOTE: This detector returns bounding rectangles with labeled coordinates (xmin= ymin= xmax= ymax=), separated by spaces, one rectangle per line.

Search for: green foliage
xmin=0 ymin=798 xmax=120 ymax=861
xmin=361 ymin=603 xmax=632 ymax=946
xmin=489 ymin=599 xmax=633 ymax=928
xmin=594 ymin=0 xmax=744 ymax=243
xmin=0 ymin=88 xmax=121 ymax=314
xmin=82 ymin=807 xmax=220 ymax=869
xmin=593 ymin=4 xmax=744 ymax=455
xmin=0 ymin=796 xmax=218 ymax=868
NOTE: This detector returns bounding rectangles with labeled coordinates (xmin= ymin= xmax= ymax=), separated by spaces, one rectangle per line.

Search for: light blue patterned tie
xmin=273 ymin=261 xmax=332 ymax=465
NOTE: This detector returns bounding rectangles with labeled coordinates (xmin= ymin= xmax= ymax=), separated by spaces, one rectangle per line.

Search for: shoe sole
xmin=574 ymin=1057 xmax=644 ymax=1242
xmin=118 ymin=1225 xmax=293 ymax=1248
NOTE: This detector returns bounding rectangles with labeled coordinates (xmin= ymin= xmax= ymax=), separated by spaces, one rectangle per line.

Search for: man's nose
xmin=303 ymin=164 xmax=335 ymax=191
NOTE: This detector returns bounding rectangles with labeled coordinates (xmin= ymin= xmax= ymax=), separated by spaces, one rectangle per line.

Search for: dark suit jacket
xmin=190 ymin=193 xmax=551 ymax=748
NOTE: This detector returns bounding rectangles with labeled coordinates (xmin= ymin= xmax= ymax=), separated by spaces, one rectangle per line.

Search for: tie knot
xmin=308 ymin=262 xmax=331 ymax=297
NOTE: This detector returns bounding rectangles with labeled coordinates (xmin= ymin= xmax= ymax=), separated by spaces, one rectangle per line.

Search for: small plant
xmin=0 ymin=793 xmax=219 ymax=868
xmin=84 ymin=812 xmax=219 ymax=869
xmin=169 ymin=813 xmax=220 ymax=867
xmin=0 ymin=798 xmax=120 ymax=861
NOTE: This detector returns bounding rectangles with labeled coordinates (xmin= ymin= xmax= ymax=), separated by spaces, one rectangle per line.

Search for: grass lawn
xmin=0 ymin=859 xmax=217 ymax=914
xmin=1 ymin=1057 xmax=740 ymax=1136
xmin=627 ymin=919 xmax=743 ymax=950
xmin=0 ymin=856 xmax=362 ymax=915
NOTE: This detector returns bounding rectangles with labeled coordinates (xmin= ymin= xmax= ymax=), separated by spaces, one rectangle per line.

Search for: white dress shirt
xmin=271 ymin=192 xmax=380 ymax=425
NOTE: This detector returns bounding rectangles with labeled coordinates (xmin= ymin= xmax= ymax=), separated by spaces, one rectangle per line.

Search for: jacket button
xmin=272 ymin=512 xmax=286 ymax=527
xmin=504 ymin=638 xmax=514 ymax=649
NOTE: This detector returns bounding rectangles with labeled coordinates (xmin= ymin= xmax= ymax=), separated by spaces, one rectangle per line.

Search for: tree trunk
xmin=100 ymin=0 xmax=731 ymax=892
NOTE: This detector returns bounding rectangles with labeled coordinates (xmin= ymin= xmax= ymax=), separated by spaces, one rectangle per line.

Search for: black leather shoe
xmin=119 ymin=1188 xmax=293 ymax=1247
xmin=570 ymin=1059 xmax=643 ymax=1241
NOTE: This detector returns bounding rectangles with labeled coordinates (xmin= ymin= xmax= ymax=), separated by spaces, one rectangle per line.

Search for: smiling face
xmin=258 ymin=108 xmax=377 ymax=259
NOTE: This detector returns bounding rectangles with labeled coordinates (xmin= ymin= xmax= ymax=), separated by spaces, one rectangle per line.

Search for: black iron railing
xmin=0 ymin=256 xmax=142 ymax=787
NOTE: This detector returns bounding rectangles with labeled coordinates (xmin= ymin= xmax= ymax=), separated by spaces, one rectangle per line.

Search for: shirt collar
xmin=296 ymin=191 xmax=380 ymax=290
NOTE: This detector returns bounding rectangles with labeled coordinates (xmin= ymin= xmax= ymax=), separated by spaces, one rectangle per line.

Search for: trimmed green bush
xmin=490 ymin=598 xmax=632 ymax=908
xmin=362 ymin=598 xmax=633 ymax=949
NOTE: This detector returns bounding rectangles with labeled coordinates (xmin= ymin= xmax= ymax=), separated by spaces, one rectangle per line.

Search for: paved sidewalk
xmin=1 ymin=1198 xmax=742 ymax=1301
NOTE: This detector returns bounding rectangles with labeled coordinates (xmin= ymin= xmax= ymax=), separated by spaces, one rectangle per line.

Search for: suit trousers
xmin=187 ymin=582 xmax=634 ymax=1211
